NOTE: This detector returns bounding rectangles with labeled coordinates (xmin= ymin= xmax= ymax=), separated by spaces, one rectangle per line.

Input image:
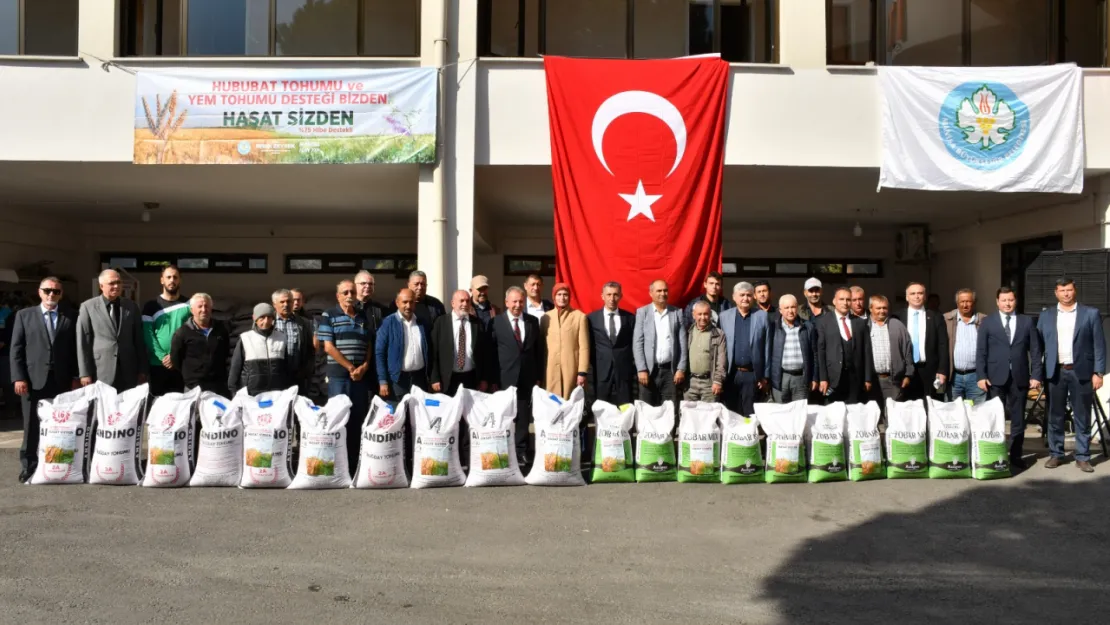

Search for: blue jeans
xmin=328 ymin=376 xmax=370 ymax=464
xmin=950 ymin=372 xmax=985 ymax=405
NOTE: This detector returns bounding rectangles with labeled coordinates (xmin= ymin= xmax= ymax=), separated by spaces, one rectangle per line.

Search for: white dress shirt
xmin=909 ymin=306 xmax=927 ymax=363
xmin=526 ymin=300 xmax=546 ymax=321
xmin=999 ymin=311 xmax=1016 ymax=345
xmin=604 ymin=308 xmax=622 ymax=336
xmin=1057 ymin=304 xmax=1077 ymax=365
xmin=508 ymin=313 xmax=526 ymax=343
xmin=452 ymin=313 xmax=474 ymax=373
xmin=41 ymin=304 xmax=58 ymax=331
xmin=836 ymin=312 xmax=853 ymax=342
xmin=654 ymin=307 xmax=673 ymax=365
xmin=400 ymin=313 xmax=425 ymax=372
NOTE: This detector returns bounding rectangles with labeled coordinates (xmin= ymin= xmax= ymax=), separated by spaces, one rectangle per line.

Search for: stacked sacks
xmin=89 ymin=384 xmax=149 ymax=486
xmin=885 ymin=399 xmax=928 ymax=479
xmin=142 ymin=387 xmax=201 ymax=488
xmin=29 ymin=385 xmax=101 ymax=485
xmin=590 ymin=400 xmax=635 ymax=484
xmin=352 ymin=396 xmax=409 ymax=489
xmin=238 ymin=387 xmax=299 ymax=489
xmin=634 ymin=401 xmax=676 ymax=482
xmin=464 ymin=388 xmax=525 ymax=488
xmin=526 ymin=386 xmax=586 ymax=487
xmin=757 ymin=400 xmax=808 ymax=484
xmin=289 ymin=394 xmax=353 ymax=490
xmin=409 ymin=387 xmax=467 ymax=489
xmin=190 ymin=392 xmax=244 ymax=487
xmin=677 ymin=401 xmax=721 ymax=484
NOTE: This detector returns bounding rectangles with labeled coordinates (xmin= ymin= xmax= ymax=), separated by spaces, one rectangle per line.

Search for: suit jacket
xmin=1037 ymin=304 xmax=1106 ymax=380
xmin=816 ymin=312 xmax=874 ymax=390
xmin=375 ymin=313 xmax=429 ymax=385
xmin=868 ymin=318 xmax=915 ymax=381
xmin=768 ymin=317 xmax=815 ymax=391
xmin=719 ymin=307 xmax=771 ymax=378
xmin=9 ymin=304 xmax=79 ymax=390
xmin=429 ymin=312 xmax=487 ymax=387
xmin=487 ymin=313 xmax=544 ymax=391
xmin=944 ymin=309 xmax=987 ymax=376
xmin=892 ymin=307 xmax=949 ymax=381
xmin=586 ymin=308 xmax=636 ymax=386
xmin=977 ymin=312 xmax=1043 ymax=387
xmin=633 ymin=304 xmax=688 ymax=373
xmin=77 ymin=296 xmax=148 ymax=387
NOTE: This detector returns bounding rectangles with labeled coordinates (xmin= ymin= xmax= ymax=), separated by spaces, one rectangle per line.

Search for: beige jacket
xmin=542 ymin=308 xmax=589 ymax=399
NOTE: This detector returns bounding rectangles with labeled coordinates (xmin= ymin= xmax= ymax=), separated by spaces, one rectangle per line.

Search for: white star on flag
xmin=619 ymin=180 xmax=662 ymax=222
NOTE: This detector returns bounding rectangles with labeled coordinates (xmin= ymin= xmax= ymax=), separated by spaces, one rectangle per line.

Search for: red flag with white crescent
xmin=544 ymin=56 xmax=728 ymax=311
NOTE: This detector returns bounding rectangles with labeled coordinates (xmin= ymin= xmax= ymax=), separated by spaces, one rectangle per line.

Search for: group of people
xmin=8 ymin=265 xmax=1105 ymax=483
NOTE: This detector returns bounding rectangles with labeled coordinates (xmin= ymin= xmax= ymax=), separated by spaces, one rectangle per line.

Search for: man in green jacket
xmin=142 ymin=265 xmax=191 ymax=395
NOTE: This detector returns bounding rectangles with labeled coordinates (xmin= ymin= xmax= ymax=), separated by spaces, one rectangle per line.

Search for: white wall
xmin=0 ymin=212 xmax=78 ymax=284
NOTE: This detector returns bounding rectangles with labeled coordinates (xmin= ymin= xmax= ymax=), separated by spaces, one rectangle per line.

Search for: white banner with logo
xmin=878 ymin=64 xmax=1083 ymax=194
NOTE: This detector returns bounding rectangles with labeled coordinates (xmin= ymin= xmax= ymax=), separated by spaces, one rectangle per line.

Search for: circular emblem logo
xmin=939 ymin=81 xmax=1030 ymax=171
xmin=52 ymin=409 xmax=70 ymax=424
xmin=161 ymin=414 xmax=175 ymax=428
xmin=258 ymin=414 xmax=272 ymax=426
xmin=106 ymin=412 xmax=122 ymax=427
xmin=237 ymin=140 xmax=252 ymax=155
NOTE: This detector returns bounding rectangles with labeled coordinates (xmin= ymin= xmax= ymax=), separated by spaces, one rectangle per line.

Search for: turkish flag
xmin=545 ymin=55 xmax=728 ymax=312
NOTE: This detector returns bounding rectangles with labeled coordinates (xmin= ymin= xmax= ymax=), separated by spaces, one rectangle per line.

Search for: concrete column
xmin=78 ymin=0 xmax=117 ymax=59
xmin=777 ymin=0 xmax=826 ymax=68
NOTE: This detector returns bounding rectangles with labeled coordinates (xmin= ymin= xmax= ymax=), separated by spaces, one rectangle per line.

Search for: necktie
xmin=46 ymin=310 xmax=56 ymax=343
xmin=456 ymin=318 xmax=467 ymax=370
xmin=841 ymin=316 xmax=852 ymax=341
xmin=110 ymin=301 xmax=120 ymax=331
xmin=912 ymin=311 xmax=921 ymax=362
xmin=512 ymin=317 xmax=522 ymax=347
xmin=1005 ymin=314 xmax=1012 ymax=343
xmin=608 ymin=313 xmax=617 ymax=343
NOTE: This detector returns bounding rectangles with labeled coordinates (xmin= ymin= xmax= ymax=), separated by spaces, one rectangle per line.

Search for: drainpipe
xmin=428 ymin=0 xmax=450 ymax=299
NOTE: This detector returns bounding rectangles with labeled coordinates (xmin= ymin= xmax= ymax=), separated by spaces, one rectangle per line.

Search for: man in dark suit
xmin=976 ymin=287 xmax=1043 ymax=470
xmin=430 ymin=290 xmax=487 ymax=395
xmin=77 ymin=269 xmax=148 ymax=391
xmin=1037 ymin=278 xmax=1105 ymax=472
xmin=768 ymin=294 xmax=814 ymax=403
xmin=587 ymin=282 xmax=637 ymax=406
xmin=487 ymin=286 xmax=544 ymax=467
xmin=817 ymin=287 xmax=873 ymax=404
xmin=893 ymin=281 xmax=949 ymax=401
xmin=9 ymin=277 xmax=79 ymax=482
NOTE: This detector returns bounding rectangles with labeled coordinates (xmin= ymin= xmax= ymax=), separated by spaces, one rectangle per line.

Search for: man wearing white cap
xmin=469 ymin=275 xmax=500 ymax=326
xmin=798 ymin=277 xmax=833 ymax=323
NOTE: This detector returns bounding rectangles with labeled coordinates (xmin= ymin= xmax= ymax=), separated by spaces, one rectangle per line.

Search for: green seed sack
xmin=676 ymin=401 xmax=721 ymax=483
xmin=756 ymin=400 xmax=808 ymax=484
xmin=634 ymin=401 xmax=676 ymax=482
xmin=885 ymin=399 xmax=928 ymax=479
xmin=591 ymin=400 xmax=636 ymax=483
xmin=844 ymin=401 xmax=884 ymax=482
xmin=968 ymin=397 xmax=1011 ymax=480
xmin=718 ymin=408 xmax=763 ymax=484
xmin=926 ymin=398 xmax=972 ymax=479
xmin=806 ymin=402 xmax=847 ymax=483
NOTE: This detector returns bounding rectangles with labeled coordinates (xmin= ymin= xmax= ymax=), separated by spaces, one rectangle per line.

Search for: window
xmin=100 ymin=253 xmax=268 ymax=274
xmin=504 ymin=256 xmax=557 ymax=277
xmin=285 ymin=254 xmax=417 ymax=274
xmin=119 ymin=0 xmax=420 ymax=57
xmin=722 ymin=259 xmax=884 ymax=278
xmin=827 ymin=0 xmax=1103 ymax=66
xmin=1001 ymin=234 xmax=1062 ymax=314
xmin=0 ymin=0 xmax=78 ymax=56
xmin=479 ymin=0 xmax=777 ymax=62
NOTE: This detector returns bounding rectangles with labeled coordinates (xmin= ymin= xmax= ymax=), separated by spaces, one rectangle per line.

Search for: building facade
xmin=1 ymin=0 xmax=1109 ymax=313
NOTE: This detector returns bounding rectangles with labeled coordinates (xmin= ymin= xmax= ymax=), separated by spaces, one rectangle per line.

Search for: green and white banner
xmin=134 ymin=67 xmax=436 ymax=165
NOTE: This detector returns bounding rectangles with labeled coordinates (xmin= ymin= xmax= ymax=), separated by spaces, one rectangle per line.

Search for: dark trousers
xmin=638 ymin=363 xmax=676 ymax=406
xmin=905 ymin=366 xmax=944 ymax=401
xmin=149 ymin=366 xmax=184 ymax=396
xmin=989 ymin=378 xmax=1029 ymax=460
xmin=446 ymin=370 xmax=478 ymax=469
xmin=724 ymin=369 xmax=757 ymax=416
xmin=515 ymin=386 xmax=534 ymax=467
xmin=871 ymin=374 xmax=905 ymax=421
xmin=20 ymin=372 xmax=63 ymax=476
xmin=829 ymin=366 xmax=864 ymax=404
xmin=1048 ymin=367 xmax=1094 ymax=461
xmin=329 ymin=376 xmax=371 ymax=469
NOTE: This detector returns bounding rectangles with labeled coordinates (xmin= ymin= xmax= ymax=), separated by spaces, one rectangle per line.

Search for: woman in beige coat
xmin=542 ymin=283 xmax=589 ymax=399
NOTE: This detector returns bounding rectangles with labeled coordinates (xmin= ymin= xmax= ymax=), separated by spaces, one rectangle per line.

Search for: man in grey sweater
xmin=867 ymin=295 xmax=914 ymax=413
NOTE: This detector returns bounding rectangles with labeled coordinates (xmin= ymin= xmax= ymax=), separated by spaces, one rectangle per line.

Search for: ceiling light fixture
xmin=852 ymin=209 xmax=863 ymax=237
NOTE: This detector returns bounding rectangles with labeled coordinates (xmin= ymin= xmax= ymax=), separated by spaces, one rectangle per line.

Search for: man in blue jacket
xmin=1037 ymin=278 xmax=1105 ymax=472
xmin=976 ymin=287 xmax=1042 ymax=469
xmin=376 ymin=288 xmax=430 ymax=402
xmin=719 ymin=282 xmax=770 ymax=415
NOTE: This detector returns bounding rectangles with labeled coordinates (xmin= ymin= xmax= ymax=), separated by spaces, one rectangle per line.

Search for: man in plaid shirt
xmin=769 ymin=294 xmax=815 ymax=403
xmin=272 ymin=289 xmax=315 ymax=393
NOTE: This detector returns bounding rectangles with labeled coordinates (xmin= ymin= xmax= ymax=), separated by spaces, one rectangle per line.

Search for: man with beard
xmin=469 ymin=275 xmax=500 ymax=326
xmin=683 ymin=271 xmax=733 ymax=329
xmin=170 ymin=293 xmax=230 ymax=394
xmin=523 ymin=274 xmax=554 ymax=321
xmin=798 ymin=277 xmax=833 ymax=322
xmin=142 ymin=265 xmax=189 ymax=394
xmin=353 ymin=270 xmax=387 ymax=327
xmin=754 ymin=280 xmax=776 ymax=318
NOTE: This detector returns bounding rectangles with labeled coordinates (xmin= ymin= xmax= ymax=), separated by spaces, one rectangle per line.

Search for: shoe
xmin=1010 ymin=456 xmax=1027 ymax=471
xmin=1044 ymin=456 xmax=1062 ymax=469
xmin=17 ymin=471 xmax=29 ymax=483
xmin=1076 ymin=460 xmax=1095 ymax=473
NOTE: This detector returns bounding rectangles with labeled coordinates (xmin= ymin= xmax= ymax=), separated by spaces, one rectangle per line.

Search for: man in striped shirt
xmin=944 ymin=289 xmax=987 ymax=404
xmin=317 ymin=279 xmax=375 ymax=461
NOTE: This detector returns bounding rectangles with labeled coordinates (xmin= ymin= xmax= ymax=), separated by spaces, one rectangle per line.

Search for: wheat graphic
xmin=141 ymin=90 xmax=188 ymax=164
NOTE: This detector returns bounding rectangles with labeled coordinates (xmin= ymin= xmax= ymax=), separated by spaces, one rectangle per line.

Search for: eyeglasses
xmin=41 ymin=288 xmax=61 ymax=295
xmin=339 ymin=290 xmax=355 ymax=295
xmin=105 ymin=280 xmax=122 ymax=286
xmin=355 ymin=281 xmax=371 ymax=286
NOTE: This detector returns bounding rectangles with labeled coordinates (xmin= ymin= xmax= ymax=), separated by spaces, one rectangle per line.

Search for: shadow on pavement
xmin=760 ymin=476 xmax=1110 ymax=623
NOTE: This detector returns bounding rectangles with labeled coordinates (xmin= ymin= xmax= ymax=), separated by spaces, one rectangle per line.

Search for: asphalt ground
xmin=1 ymin=446 xmax=1109 ymax=625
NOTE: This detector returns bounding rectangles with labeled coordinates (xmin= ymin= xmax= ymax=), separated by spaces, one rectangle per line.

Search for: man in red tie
xmin=486 ymin=286 xmax=544 ymax=469
xmin=817 ymin=287 xmax=874 ymax=405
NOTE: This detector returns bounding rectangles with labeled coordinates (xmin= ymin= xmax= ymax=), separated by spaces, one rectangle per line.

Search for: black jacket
xmin=486 ymin=313 xmax=544 ymax=392
xmin=429 ymin=312 xmax=488 ymax=387
xmin=891 ymin=307 xmax=950 ymax=381
xmin=816 ymin=312 xmax=874 ymax=391
xmin=228 ymin=328 xmax=294 ymax=396
xmin=170 ymin=317 xmax=230 ymax=394
xmin=9 ymin=304 xmax=79 ymax=389
xmin=586 ymin=308 xmax=637 ymax=386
